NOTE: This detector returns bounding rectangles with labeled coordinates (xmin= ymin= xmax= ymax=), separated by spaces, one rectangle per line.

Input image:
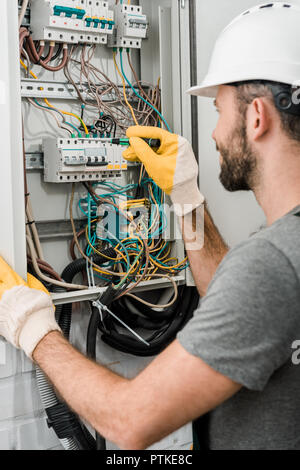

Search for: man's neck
xmin=254 ymin=153 xmax=300 ymax=226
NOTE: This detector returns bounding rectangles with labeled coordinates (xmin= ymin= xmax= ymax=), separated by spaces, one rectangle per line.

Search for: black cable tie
xmin=25 ymin=193 xmax=30 ymax=197
xmin=26 ymin=221 xmax=35 ymax=226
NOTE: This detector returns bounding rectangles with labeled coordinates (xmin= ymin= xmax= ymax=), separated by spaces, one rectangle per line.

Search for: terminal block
xmin=30 ymin=0 xmax=115 ymax=45
xmin=108 ymin=3 xmax=148 ymax=49
xmin=43 ymin=138 xmax=128 ymax=183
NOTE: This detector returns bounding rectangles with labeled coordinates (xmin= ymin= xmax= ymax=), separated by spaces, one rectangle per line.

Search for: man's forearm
xmin=33 ymin=331 xmax=133 ymax=449
xmin=181 ymin=204 xmax=228 ymax=296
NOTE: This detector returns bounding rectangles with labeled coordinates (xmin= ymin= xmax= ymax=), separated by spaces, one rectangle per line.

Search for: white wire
xmin=125 ymin=274 xmax=178 ymax=308
xmin=26 ymin=235 xmax=87 ymax=290
xmin=26 ymin=197 xmax=44 ymax=260
xmin=18 ymin=0 xmax=29 ymax=28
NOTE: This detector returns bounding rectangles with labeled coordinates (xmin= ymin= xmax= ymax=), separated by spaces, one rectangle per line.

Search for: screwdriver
xmin=110 ymin=138 xmax=161 ymax=148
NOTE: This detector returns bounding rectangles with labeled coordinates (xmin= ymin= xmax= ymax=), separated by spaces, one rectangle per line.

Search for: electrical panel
xmin=43 ymin=138 xmax=128 ymax=183
xmin=108 ymin=3 xmax=148 ymax=49
xmin=30 ymin=0 xmax=115 ymax=44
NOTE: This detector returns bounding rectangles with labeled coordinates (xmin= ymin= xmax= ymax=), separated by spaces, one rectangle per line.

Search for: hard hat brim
xmin=186 ymin=77 xmax=240 ymax=97
xmin=186 ymin=84 xmax=219 ymax=98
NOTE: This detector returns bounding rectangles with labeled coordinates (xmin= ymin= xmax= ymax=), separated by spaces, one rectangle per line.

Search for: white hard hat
xmin=187 ymin=2 xmax=300 ymax=98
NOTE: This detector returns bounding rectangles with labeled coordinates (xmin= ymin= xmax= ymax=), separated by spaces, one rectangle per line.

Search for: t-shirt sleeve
xmin=177 ymin=238 xmax=300 ymax=391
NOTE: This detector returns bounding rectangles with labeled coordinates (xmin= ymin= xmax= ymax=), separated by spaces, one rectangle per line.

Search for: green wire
xmin=119 ymin=50 xmax=171 ymax=132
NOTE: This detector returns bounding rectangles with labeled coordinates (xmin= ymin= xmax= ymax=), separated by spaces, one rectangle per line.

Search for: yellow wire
xmin=85 ymin=224 xmax=125 ymax=262
xmin=158 ymin=245 xmax=171 ymax=261
xmin=20 ymin=59 xmax=38 ymax=80
xmin=85 ymin=224 xmax=146 ymax=280
xmin=44 ymin=98 xmax=89 ymax=135
xmin=113 ymin=51 xmax=138 ymax=126
xmin=20 ymin=60 xmax=89 ymax=135
xmin=150 ymin=240 xmax=167 ymax=254
xmin=150 ymin=255 xmax=188 ymax=271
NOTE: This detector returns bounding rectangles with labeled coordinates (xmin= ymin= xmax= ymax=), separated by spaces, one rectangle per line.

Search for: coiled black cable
xmin=95 ymin=286 xmax=199 ymax=357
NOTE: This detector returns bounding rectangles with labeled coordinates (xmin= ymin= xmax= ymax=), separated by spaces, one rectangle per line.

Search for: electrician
xmin=1 ymin=3 xmax=300 ymax=450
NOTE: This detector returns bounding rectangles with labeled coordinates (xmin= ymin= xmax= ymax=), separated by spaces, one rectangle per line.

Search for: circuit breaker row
xmin=30 ymin=0 xmax=148 ymax=48
xmin=43 ymin=138 xmax=129 ymax=183
xmin=30 ymin=0 xmax=114 ymax=45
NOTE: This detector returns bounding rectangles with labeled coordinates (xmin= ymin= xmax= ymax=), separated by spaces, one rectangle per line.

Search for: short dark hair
xmin=232 ymin=81 xmax=300 ymax=144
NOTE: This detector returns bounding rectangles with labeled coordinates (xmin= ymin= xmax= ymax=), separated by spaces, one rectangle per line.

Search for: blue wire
xmin=119 ymin=50 xmax=171 ymax=132
xmin=94 ymin=273 xmax=114 ymax=282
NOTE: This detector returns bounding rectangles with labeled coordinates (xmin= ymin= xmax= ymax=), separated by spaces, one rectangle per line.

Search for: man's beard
xmin=217 ymin=119 xmax=258 ymax=192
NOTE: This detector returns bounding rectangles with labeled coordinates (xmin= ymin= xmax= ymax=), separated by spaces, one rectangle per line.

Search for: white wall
xmin=196 ymin=0 xmax=300 ymax=246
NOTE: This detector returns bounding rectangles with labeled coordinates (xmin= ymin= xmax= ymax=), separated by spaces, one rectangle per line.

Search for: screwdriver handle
xmin=111 ymin=138 xmax=161 ymax=148
xmin=144 ymin=138 xmax=161 ymax=148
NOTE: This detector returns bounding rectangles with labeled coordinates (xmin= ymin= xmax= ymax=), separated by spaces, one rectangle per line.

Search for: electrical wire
xmin=44 ymin=98 xmax=89 ymax=136
xmin=21 ymin=49 xmax=31 ymax=78
xmin=65 ymin=44 xmax=160 ymax=131
xmin=40 ymin=42 xmax=55 ymax=64
xmin=26 ymin=235 xmax=87 ymax=290
xmin=126 ymin=273 xmax=178 ymax=308
xmin=126 ymin=51 xmax=161 ymax=126
xmin=41 ymin=43 xmax=63 ymax=63
xmin=33 ymin=99 xmax=81 ymax=136
xmin=20 ymin=59 xmax=38 ymax=80
xmin=26 ymin=36 xmax=68 ymax=72
xmin=113 ymin=51 xmax=138 ymax=125
xmin=120 ymin=49 xmax=171 ymax=131
xmin=25 ymin=196 xmax=44 ymax=260
xmin=20 ymin=60 xmax=81 ymax=137
xmin=72 ymin=183 xmax=153 ymax=295
xmin=27 ymin=98 xmax=74 ymax=137
xmin=18 ymin=0 xmax=29 ymax=28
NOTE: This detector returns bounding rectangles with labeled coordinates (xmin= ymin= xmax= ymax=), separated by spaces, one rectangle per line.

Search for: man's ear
xmin=248 ymin=97 xmax=271 ymax=141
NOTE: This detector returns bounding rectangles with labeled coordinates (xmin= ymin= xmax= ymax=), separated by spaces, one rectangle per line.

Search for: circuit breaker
xmin=108 ymin=3 xmax=148 ymax=49
xmin=43 ymin=138 xmax=128 ymax=183
xmin=30 ymin=0 xmax=115 ymax=44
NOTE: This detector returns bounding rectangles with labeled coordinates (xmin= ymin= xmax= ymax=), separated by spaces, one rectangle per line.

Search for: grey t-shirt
xmin=177 ymin=205 xmax=300 ymax=450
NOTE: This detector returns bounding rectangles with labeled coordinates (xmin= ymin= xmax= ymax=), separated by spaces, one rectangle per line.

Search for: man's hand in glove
xmin=123 ymin=126 xmax=205 ymax=216
xmin=0 ymin=257 xmax=61 ymax=359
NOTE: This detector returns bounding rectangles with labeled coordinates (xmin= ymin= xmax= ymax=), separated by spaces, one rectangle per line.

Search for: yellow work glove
xmin=123 ymin=126 xmax=204 ymax=216
xmin=0 ymin=257 xmax=61 ymax=359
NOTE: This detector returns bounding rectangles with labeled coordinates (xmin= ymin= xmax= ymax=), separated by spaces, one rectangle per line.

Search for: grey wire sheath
xmin=35 ymin=367 xmax=79 ymax=450
xmin=36 ymin=300 xmax=79 ymax=450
